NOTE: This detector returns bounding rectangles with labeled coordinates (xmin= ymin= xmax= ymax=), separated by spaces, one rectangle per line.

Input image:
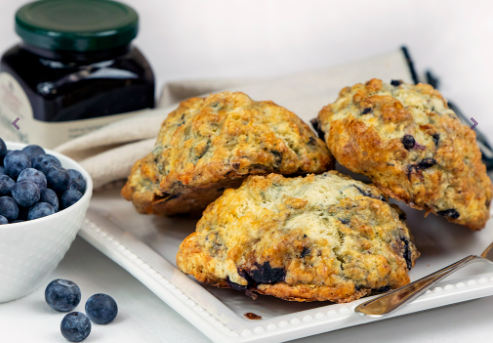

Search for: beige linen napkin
xmin=55 ymin=49 xmax=415 ymax=188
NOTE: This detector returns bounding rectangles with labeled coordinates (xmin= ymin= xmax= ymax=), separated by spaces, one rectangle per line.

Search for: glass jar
xmin=0 ymin=0 xmax=155 ymax=148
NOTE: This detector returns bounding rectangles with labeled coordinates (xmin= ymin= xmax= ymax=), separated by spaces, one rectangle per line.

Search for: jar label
xmin=0 ymin=72 xmax=142 ymax=149
xmin=0 ymin=72 xmax=32 ymax=144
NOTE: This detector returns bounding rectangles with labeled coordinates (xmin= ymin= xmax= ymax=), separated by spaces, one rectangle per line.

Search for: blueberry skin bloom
xmin=33 ymin=154 xmax=62 ymax=174
xmin=12 ymin=179 xmax=40 ymax=208
xmin=0 ymin=174 xmax=15 ymax=196
xmin=60 ymin=312 xmax=91 ymax=342
xmin=0 ymin=137 xmax=7 ymax=161
xmin=61 ymin=189 xmax=83 ymax=209
xmin=28 ymin=202 xmax=55 ymax=220
xmin=0 ymin=196 xmax=19 ymax=221
xmin=40 ymin=188 xmax=59 ymax=212
xmin=0 ymin=166 xmax=5 ymax=174
xmin=0 ymin=215 xmax=8 ymax=224
xmin=4 ymin=150 xmax=31 ymax=180
xmin=22 ymin=144 xmax=45 ymax=163
xmin=68 ymin=169 xmax=86 ymax=193
xmin=45 ymin=279 xmax=81 ymax=312
xmin=18 ymin=168 xmax=47 ymax=192
xmin=85 ymin=294 xmax=118 ymax=324
xmin=47 ymin=167 xmax=70 ymax=193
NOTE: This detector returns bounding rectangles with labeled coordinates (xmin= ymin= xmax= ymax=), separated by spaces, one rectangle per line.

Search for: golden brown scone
xmin=177 ymin=171 xmax=419 ymax=303
xmin=315 ymin=79 xmax=492 ymax=230
xmin=122 ymin=91 xmax=332 ymax=216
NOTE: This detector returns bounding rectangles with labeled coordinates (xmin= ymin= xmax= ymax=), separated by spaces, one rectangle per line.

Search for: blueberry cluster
xmin=0 ymin=138 xmax=85 ymax=225
xmin=45 ymin=279 xmax=118 ymax=342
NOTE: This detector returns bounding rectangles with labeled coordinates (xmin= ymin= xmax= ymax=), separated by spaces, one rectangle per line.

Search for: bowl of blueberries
xmin=0 ymin=138 xmax=92 ymax=303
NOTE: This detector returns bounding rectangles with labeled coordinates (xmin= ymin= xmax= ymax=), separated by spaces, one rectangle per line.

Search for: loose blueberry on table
xmin=60 ymin=312 xmax=92 ymax=342
xmin=0 ymin=137 xmax=86 ymax=225
xmin=85 ymin=293 xmax=119 ymax=324
xmin=0 ymin=215 xmax=8 ymax=224
xmin=45 ymin=279 xmax=82 ymax=312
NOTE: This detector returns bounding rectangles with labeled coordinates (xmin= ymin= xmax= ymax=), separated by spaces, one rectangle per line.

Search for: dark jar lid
xmin=15 ymin=0 xmax=139 ymax=52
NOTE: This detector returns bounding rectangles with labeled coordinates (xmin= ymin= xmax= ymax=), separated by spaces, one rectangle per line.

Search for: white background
xmin=1 ymin=1 xmax=493 ymax=342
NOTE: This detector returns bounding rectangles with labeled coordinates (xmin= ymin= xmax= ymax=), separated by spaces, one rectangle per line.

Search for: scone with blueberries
xmin=122 ymin=91 xmax=332 ymax=216
xmin=177 ymin=171 xmax=419 ymax=303
xmin=314 ymin=79 xmax=492 ymax=230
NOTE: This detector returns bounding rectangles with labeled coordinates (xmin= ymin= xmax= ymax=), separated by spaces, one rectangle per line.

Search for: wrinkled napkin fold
xmin=55 ymin=49 xmax=414 ymax=188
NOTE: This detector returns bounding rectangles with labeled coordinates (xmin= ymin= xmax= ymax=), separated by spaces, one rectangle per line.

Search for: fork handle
xmin=355 ymin=255 xmax=484 ymax=317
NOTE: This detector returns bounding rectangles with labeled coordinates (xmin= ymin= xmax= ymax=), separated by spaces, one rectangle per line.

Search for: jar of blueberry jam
xmin=0 ymin=0 xmax=155 ymax=148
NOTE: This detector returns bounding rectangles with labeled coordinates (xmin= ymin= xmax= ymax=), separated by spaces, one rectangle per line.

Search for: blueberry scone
xmin=122 ymin=91 xmax=332 ymax=216
xmin=315 ymin=79 xmax=492 ymax=230
xmin=177 ymin=171 xmax=419 ymax=303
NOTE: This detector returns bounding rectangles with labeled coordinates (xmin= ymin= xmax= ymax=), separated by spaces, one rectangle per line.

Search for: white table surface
xmin=1 ymin=1 xmax=493 ymax=342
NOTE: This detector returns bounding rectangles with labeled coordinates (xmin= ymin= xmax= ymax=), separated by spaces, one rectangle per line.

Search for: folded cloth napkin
xmin=55 ymin=48 xmax=415 ymax=188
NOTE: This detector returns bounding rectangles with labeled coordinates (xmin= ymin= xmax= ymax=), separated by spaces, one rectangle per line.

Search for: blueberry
xmin=40 ymin=188 xmax=59 ymax=212
xmin=432 ymin=133 xmax=440 ymax=146
xmin=247 ymin=262 xmax=285 ymax=284
xmin=391 ymin=79 xmax=403 ymax=86
xmin=12 ymin=219 xmax=23 ymax=223
xmin=85 ymin=293 xmax=118 ymax=324
xmin=437 ymin=209 xmax=460 ymax=219
xmin=417 ymin=158 xmax=436 ymax=169
xmin=45 ymin=279 xmax=81 ymax=312
xmin=60 ymin=312 xmax=91 ymax=342
xmin=361 ymin=107 xmax=372 ymax=114
xmin=310 ymin=118 xmax=325 ymax=141
xmin=0 ymin=166 xmax=5 ymax=174
xmin=300 ymin=247 xmax=311 ymax=258
xmin=402 ymin=134 xmax=415 ymax=150
xmin=18 ymin=168 xmax=47 ymax=192
xmin=47 ymin=167 xmax=70 ymax=193
xmin=227 ymin=269 xmax=253 ymax=291
xmin=0 ymin=196 xmax=19 ymax=221
xmin=12 ymin=179 xmax=40 ymax=208
xmin=226 ymin=278 xmax=247 ymax=291
xmin=67 ymin=169 xmax=86 ymax=193
xmin=400 ymin=236 xmax=413 ymax=270
xmin=28 ymin=202 xmax=54 ymax=220
xmin=0 ymin=174 xmax=15 ymax=196
xmin=22 ymin=144 xmax=45 ymax=163
xmin=353 ymin=185 xmax=386 ymax=201
xmin=0 ymin=215 xmax=8 ymax=224
xmin=0 ymin=137 xmax=6 ymax=162
xmin=61 ymin=189 xmax=83 ymax=209
xmin=373 ymin=285 xmax=391 ymax=293
xmin=33 ymin=154 xmax=61 ymax=174
xmin=4 ymin=150 xmax=31 ymax=180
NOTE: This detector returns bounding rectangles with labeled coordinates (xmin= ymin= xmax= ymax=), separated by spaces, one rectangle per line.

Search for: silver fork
xmin=355 ymin=242 xmax=493 ymax=317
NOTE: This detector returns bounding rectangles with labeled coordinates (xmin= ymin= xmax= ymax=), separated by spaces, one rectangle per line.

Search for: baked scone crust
xmin=177 ymin=171 xmax=419 ymax=303
xmin=316 ymin=79 xmax=492 ymax=230
xmin=122 ymin=91 xmax=333 ymax=216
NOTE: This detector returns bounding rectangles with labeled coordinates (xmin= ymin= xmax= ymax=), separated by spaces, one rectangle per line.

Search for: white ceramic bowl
xmin=0 ymin=142 xmax=93 ymax=303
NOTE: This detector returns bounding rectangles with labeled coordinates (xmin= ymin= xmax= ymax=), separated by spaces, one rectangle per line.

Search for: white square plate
xmin=79 ymin=181 xmax=493 ymax=343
